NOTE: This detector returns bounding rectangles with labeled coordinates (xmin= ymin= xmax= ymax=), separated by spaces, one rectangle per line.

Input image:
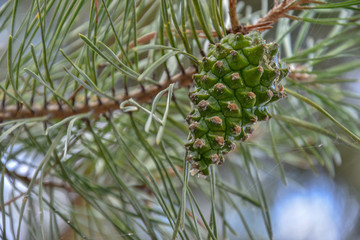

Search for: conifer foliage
xmin=0 ymin=0 xmax=360 ymax=239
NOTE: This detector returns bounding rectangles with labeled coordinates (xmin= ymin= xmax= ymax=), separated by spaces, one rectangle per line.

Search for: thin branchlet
xmin=0 ymin=67 xmax=196 ymax=121
xmin=229 ymin=0 xmax=246 ymax=33
xmin=255 ymin=0 xmax=323 ymax=30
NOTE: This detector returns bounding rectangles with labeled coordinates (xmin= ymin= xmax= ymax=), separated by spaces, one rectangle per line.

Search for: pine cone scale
xmin=186 ymin=31 xmax=289 ymax=176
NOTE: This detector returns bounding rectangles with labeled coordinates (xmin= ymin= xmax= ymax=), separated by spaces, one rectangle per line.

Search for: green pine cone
xmin=186 ymin=31 xmax=289 ymax=177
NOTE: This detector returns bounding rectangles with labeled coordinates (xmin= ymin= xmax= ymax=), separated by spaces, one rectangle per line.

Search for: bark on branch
xmin=0 ymin=67 xmax=196 ymax=121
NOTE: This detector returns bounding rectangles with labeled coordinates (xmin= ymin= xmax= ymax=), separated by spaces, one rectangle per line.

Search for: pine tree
xmin=1 ymin=0 xmax=360 ymax=239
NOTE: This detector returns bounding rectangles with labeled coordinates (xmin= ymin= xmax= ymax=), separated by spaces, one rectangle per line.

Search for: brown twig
xmin=0 ymin=167 xmax=75 ymax=210
xmin=288 ymin=64 xmax=315 ymax=82
xmin=229 ymin=0 xmax=244 ymax=33
xmin=255 ymin=0 xmax=321 ymax=31
xmin=0 ymin=67 xmax=196 ymax=121
xmin=0 ymin=193 xmax=26 ymax=211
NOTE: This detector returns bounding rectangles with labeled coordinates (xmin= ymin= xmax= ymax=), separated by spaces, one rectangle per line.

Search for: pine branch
xmin=1 ymin=1 xmax=360 ymax=239
xmin=0 ymin=67 xmax=196 ymax=121
xmin=0 ymin=0 xmax=325 ymax=123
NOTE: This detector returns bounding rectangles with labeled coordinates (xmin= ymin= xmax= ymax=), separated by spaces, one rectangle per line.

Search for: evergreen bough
xmin=0 ymin=0 xmax=360 ymax=239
